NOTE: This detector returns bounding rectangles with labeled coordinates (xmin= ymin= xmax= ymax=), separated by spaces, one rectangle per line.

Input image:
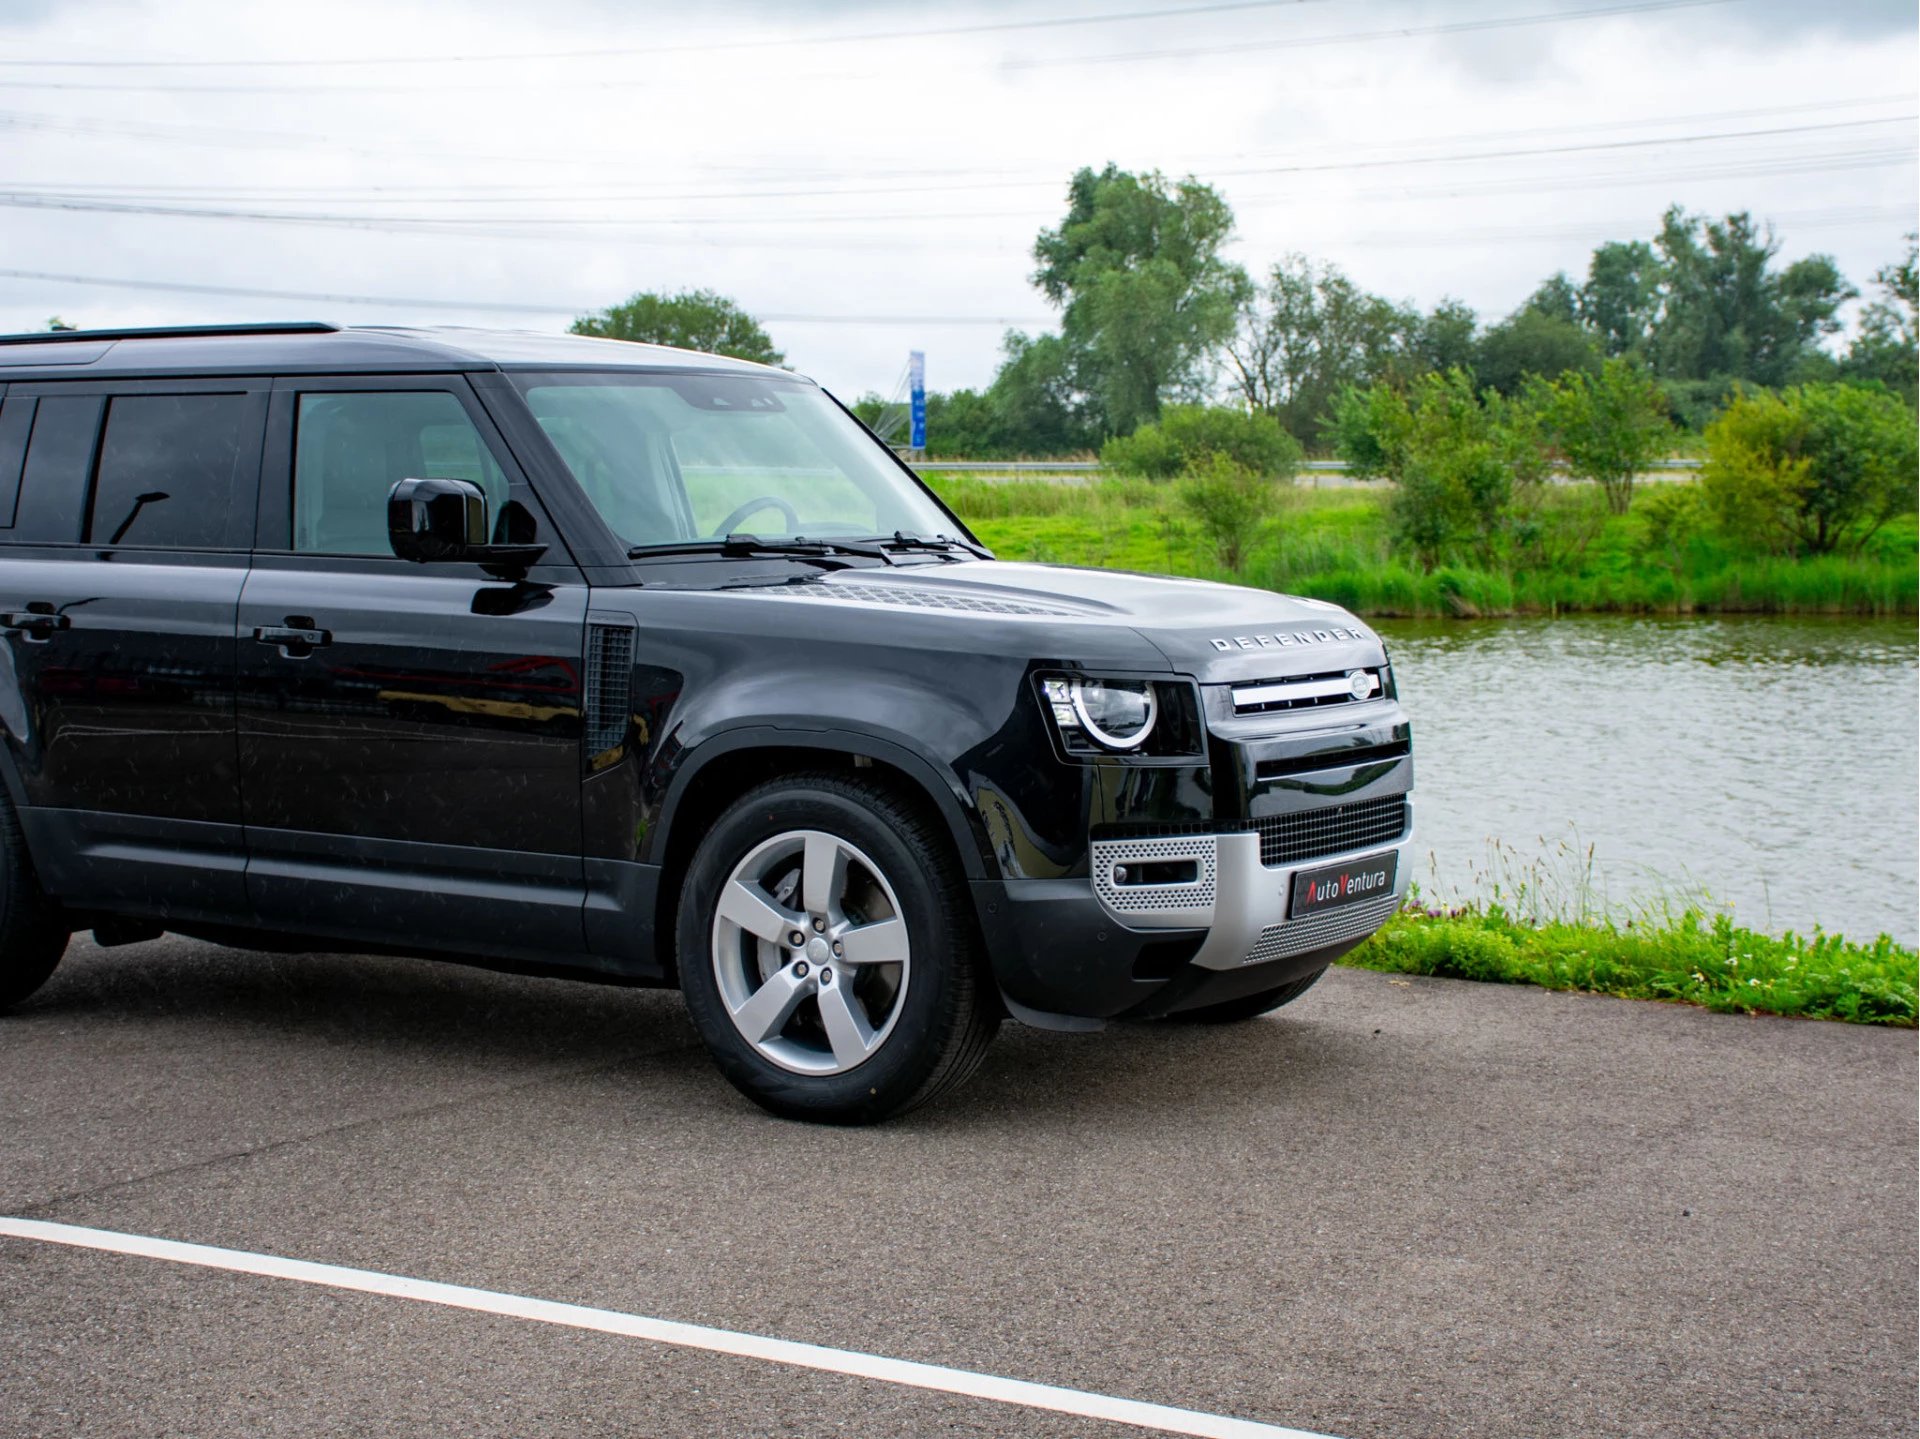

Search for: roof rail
xmin=0 ymin=321 xmax=342 ymax=346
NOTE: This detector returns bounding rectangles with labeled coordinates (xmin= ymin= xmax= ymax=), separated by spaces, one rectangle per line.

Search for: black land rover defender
xmin=0 ymin=323 xmax=1412 ymax=1122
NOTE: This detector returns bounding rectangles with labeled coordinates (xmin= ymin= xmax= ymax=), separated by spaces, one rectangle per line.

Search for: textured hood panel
xmin=778 ymin=562 xmax=1385 ymax=678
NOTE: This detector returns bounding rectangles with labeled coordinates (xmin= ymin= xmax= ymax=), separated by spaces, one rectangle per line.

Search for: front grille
xmin=1255 ymin=794 xmax=1407 ymax=867
xmin=1231 ymin=667 xmax=1384 ymax=716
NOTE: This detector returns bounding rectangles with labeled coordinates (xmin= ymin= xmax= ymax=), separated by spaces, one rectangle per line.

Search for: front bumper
xmin=1090 ymin=821 xmax=1412 ymax=970
xmin=973 ymin=805 xmax=1412 ymax=1022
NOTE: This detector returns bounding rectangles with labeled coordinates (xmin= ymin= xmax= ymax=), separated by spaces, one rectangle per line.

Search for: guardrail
xmin=911 ymin=458 xmax=1703 ymax=476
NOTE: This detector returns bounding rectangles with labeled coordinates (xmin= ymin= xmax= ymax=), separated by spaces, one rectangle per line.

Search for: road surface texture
xmin=2 ymin=934 xmax=1913 ymax=1438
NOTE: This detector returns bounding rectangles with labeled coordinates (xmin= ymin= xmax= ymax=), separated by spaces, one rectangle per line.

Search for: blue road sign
xmin=909 ymin=350 xmax=927 ymax=451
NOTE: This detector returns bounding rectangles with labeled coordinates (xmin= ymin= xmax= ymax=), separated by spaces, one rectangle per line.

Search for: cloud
xmin=0 ymin=0 xmax=1912 ymax=394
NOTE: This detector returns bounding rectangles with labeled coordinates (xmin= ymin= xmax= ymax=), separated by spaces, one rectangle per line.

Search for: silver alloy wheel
xmin=710 ymin=828 xmax=913 ymax=1076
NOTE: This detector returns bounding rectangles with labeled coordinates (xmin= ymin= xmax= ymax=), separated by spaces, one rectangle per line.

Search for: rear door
xmin=0 ymin=378 xmax=264 ymax=920
xmin=236 ymin=374 xmax=591 ymax=960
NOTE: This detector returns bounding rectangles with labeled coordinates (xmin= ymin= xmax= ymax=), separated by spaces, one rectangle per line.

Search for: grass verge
xmin=1341 ymin=905 xmax=1918 ymax=1026
xmin=930 ymin=474 xmax=1919 ymax=617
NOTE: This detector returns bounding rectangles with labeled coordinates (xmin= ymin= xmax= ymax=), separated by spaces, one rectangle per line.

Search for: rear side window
xmin=87 ymin=394 xmax=248 ymax=548
xmin=0 ymin=395 xmax=32 ymax=528
xmin=293 ymin=391 xmax=506 ymax=555
xmin=12 ymin=394 xmax=104 ymax=543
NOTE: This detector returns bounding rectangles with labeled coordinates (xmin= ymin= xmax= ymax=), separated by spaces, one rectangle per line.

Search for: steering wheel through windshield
xmin=710 ymin=495 xmax=801 ymax=538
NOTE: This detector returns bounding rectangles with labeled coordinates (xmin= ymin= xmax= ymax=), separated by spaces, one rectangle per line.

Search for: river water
xmin=1377 ymin=616 xmax=1919 ymax=946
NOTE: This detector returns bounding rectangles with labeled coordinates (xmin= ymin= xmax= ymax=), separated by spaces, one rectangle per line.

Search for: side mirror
xmin=387 ymin=477 xmax=548 ymax=575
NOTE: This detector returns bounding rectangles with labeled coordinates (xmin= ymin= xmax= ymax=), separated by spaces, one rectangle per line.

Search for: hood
xmin=781 ymin=560 xmax=1386 ymax=681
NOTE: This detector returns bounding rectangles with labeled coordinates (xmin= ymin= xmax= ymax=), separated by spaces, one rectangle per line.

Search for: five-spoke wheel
xmin=711 ymin=829 xmax=911 ymax=1076
xmin=677 ymin=774 xmax=999 ymax=1123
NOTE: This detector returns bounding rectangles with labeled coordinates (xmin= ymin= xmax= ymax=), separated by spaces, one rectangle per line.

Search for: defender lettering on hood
xmin=1209 ymin=626 xmax=1372 ymax=652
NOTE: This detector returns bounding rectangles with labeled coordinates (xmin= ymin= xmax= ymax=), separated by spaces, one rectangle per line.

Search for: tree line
xmin=569 ymin=166 xmax=1915 ymax=575
xmin=573 ymin=164 xmax=1914 ymax=460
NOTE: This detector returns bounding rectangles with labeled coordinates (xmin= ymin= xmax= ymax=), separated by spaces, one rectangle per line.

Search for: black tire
xmin=676 ymin=773 xmax=999 ymax=1124
xmin=1168 ymin=965 xmax=1327 ymax=1024
xmin=0 ymin=792 xmax=69 ymax=1012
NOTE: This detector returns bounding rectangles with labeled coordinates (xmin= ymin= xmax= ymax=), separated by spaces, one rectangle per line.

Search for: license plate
xmin=1290 ymin=851 xmax=1398 ymax=918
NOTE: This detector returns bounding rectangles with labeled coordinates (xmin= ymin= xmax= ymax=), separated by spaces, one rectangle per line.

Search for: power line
xmin=0 ymin=0 xmax=1754 ymax=92
xmin=0 ymin=0 xmax=1350 ymax=68
xmin=2 ymin=115 xmax=1905 ymax=239
xmin=4 ymin=90 xmax=1907 ymax=178
xmin=1334 ymin=202 xmax=1914 ymax=248
xmin=7 ymin=101 xmax=1910 ymax=208
xmin=0 ymin=268 xmax=1054 ymax=325
xmin=1007 ymin=0 xmax=1744 ymax=67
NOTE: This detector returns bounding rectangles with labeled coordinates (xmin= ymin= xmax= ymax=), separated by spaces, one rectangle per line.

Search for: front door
xmin=236 ymin=376 xmax=590 ymax=960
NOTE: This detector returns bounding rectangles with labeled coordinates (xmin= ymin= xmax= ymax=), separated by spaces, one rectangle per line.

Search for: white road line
xmin=0 ymin=1216 xmax=1343 ymax=1439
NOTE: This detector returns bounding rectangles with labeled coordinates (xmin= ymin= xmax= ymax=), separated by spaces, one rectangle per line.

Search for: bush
xmin=1635 ymin=483 xmax=1706 ymax=571
xmin=1103 ymin=404 xmax=1301 ymax=479
xmin=1535 ymin=357 xmax=1673 ymax=514
xmin=1331 ymin=369 xmax=1552 ymax=569
xmin=1177 ymin=453 xmax=1274 ymax=570
xmin=1701 ymin=382 xmax=1919 ymax=555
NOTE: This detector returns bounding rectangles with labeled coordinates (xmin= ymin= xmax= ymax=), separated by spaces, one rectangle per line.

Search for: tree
xmin=1844 ymin=234 xmax=1918 ymax=405
xmin=1474 ymin=307 xmax=1601 ymax=395
xmin=1407 ymin=299 xmax=1479 ymax=377
xmin=1700 ymin=382 xmax=1919 ymax=555
xmin=983 ymin=331 xmax=1094 ymax=455
xmin=1224 ymin=255 xmax=1415 ymax=446
xmin=1534 ymin=357 xmax=1672 ymax=514
xmin=1580 ymin=240 xmax=1661 ymax=358
xmin=1648 ymin=207 xmax=1853 ymax=386
xmin=925 ymin=389 xmax=1006 ymax=458
xmin=1031 ymin=164 xmax=1249 ymax=436
xmin=1102 ymin=404 xmax=1301 ymax=479
xmin=570 ymin=288 xmax=785 ymax=365
xmin=1523 ymin=273 xmax=1583 ymax=327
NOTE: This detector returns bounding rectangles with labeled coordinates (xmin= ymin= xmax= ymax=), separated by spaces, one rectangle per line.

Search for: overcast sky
xmin=1 ymin=0 xmax=1914 ymax=399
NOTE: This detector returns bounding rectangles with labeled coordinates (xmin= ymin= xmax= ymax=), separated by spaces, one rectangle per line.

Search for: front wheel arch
xmin=653 ymin=731 xmax=991 ymax=982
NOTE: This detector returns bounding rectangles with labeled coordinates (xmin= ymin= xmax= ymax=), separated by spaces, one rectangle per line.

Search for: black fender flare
xmin=653 ymin=723 xmax=992 ymax=881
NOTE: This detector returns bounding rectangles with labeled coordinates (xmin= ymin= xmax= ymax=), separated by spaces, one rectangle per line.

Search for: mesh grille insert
xmin=1256 ymin=795 xmax=1407 ymax=867
xmin=584 ymin=622 xmax=633 ymax=762
xmin=1242 ymin=890 xmax=1403 ymax=965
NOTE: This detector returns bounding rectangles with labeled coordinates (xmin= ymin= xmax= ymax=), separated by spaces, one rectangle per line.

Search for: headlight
xmin=1042 ymin=676 xmax=1158 ymax=751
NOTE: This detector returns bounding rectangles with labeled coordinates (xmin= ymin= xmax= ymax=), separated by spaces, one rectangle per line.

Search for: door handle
xmin=1 ymin=609 xmax=71 ymax=642
xmin=253 ymin=618 xmax=332 ymax=656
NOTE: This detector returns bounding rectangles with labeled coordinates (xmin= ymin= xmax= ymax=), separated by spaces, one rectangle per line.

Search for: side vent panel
xmin=583 ymin=618 xmax=635 ymax=769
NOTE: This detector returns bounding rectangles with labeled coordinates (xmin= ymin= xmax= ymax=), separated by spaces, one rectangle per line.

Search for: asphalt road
xmin=2 ymin=934 xmax=1913 ymax=1439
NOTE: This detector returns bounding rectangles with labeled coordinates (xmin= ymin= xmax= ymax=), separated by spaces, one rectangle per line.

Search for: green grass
xmin=1342 ymin=905 xmax=1918 ymax=1026
xmin=1335 ymin=840 xmax=1917 ymax=1024
xmin=929 ymin=473 xmax=1920 ymax=617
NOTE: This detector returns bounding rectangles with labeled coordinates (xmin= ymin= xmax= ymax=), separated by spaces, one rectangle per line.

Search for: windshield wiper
xmin=628 ymin=534 xmax=895 ymax=565
xmin=872 ymin=531 xmax=992 ymax=561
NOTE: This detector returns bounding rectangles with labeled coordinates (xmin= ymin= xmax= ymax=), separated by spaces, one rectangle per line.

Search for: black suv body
xmin=0 ymin=324 xmax=1413 ymax=1121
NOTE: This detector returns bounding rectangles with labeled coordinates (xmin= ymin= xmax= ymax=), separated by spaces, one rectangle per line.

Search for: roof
xmin=0 ymin=323 xmax=792 ymax=381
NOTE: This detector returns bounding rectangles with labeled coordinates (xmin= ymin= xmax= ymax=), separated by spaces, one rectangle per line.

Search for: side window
xmin=0 ymin=395 xmax=32 ymax=530
xmin=88 ymin=393 xmax=248 ymax=548
xmin=292 ymin=391 xmax=507 ymax=556
xmin=13 ymin=394 xmax=104 ymax=544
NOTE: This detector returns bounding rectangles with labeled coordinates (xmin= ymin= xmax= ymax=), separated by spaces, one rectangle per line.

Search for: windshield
xmin=511 ymin=370 xmax=960 ymax=552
